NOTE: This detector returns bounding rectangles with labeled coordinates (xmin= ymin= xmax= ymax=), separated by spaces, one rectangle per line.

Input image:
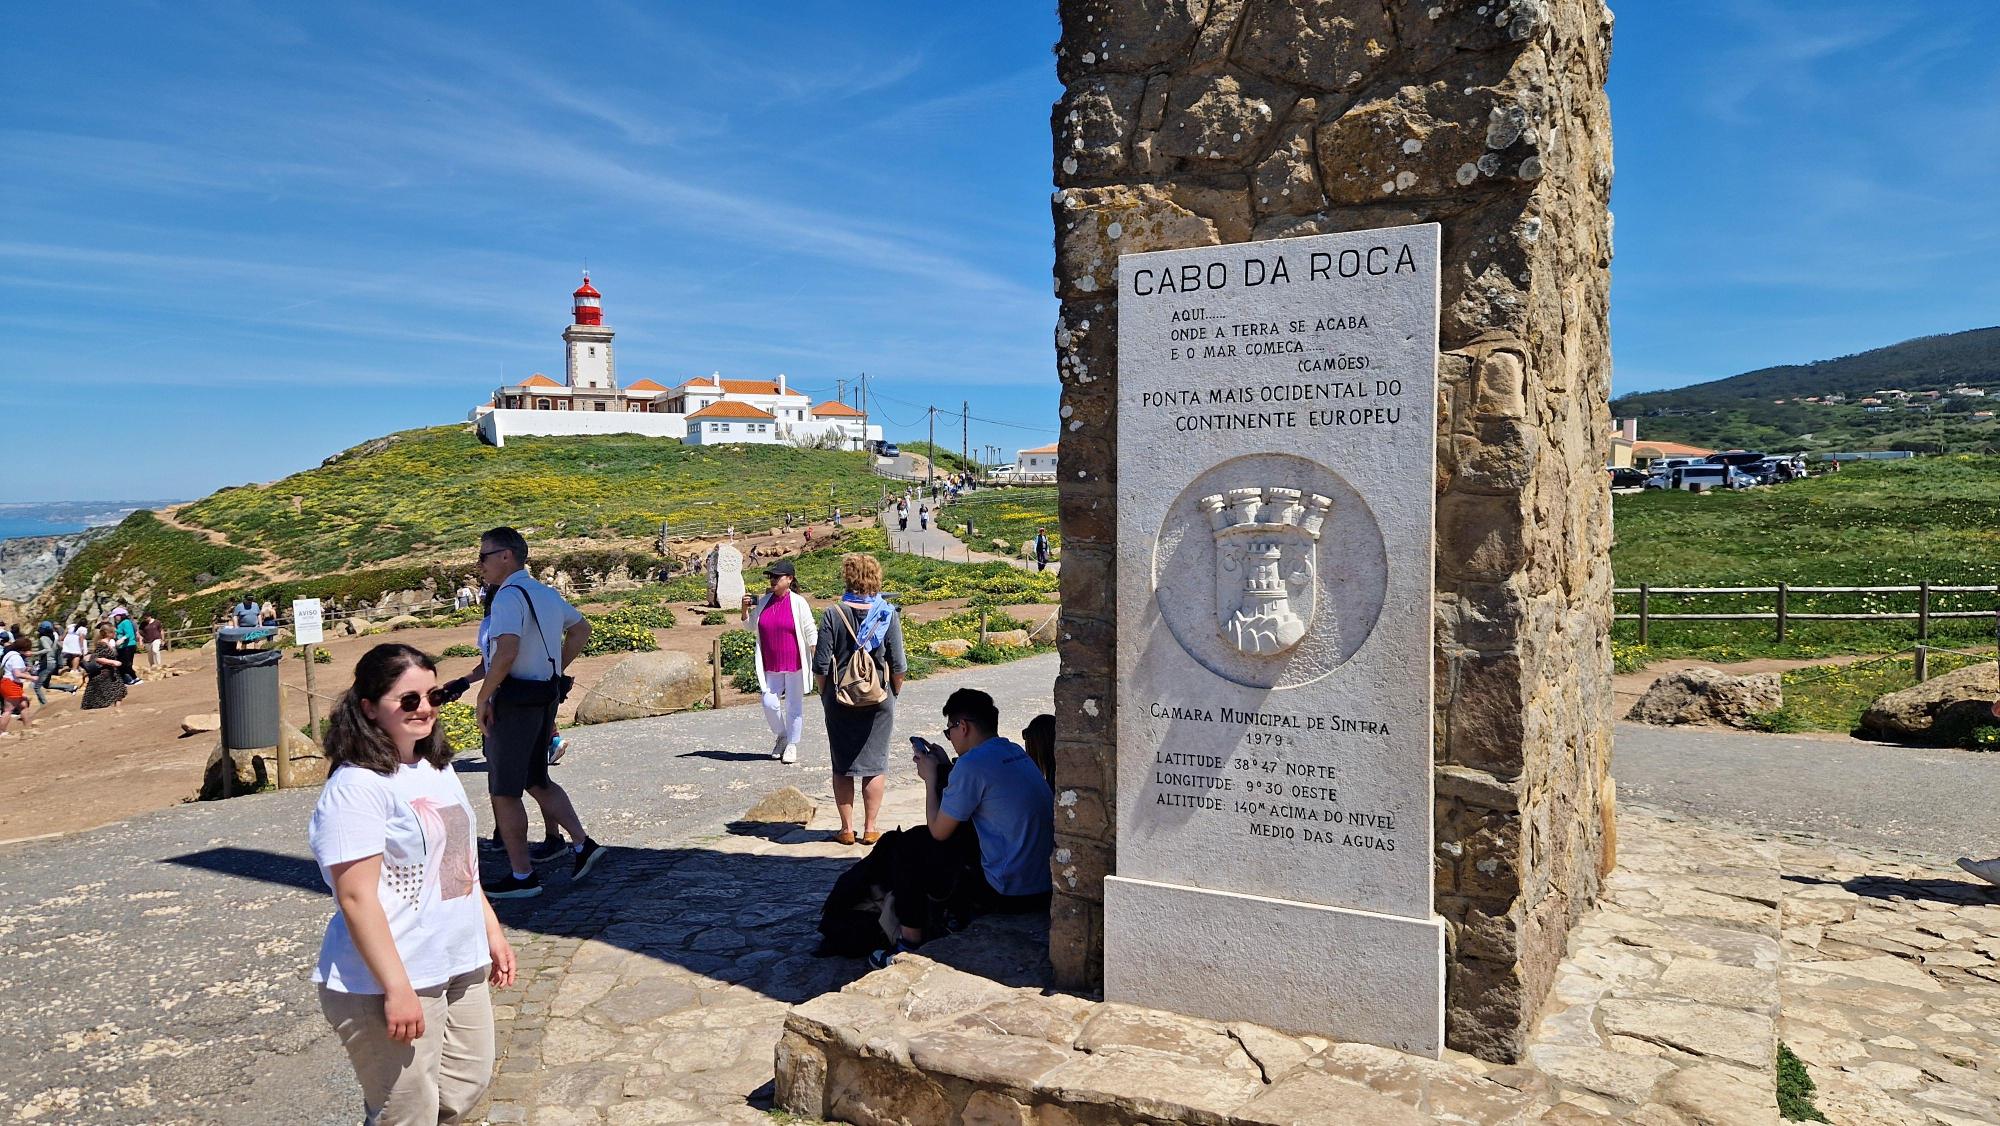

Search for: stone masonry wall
xmin=1050 ymin=0 xmax=1616 ymax=1062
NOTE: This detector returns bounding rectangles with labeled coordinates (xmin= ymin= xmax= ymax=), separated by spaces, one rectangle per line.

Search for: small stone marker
xmin=707 ymin=544 xmax=745 ymax=609
xmin=1106 ymin=224 xmax=1445 ymax=1056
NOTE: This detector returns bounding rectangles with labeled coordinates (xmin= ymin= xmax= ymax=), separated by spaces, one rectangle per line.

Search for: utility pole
xmin=962 ymin=400 xmax=969 ymax=478
xmin=927 ymin=406 xmax=936 ymax=490
xmin=858 ymin=372 xmax=869 ymax=454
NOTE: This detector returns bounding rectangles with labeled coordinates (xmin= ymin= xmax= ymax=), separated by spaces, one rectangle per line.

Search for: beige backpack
xmin=832 ymin=605 xmax=889 ymax=708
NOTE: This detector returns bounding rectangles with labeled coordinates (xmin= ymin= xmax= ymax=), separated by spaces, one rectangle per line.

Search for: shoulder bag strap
xmin=510 ymin=585 xmax=558 ymax=677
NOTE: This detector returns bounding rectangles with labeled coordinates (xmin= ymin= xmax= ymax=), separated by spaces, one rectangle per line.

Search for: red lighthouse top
xmin=572 ymin=273 xmax=603 ymax=326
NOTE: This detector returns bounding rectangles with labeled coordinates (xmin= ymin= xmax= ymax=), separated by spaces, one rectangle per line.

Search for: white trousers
xmin=761 ymin=669 xmax=807 ymax=748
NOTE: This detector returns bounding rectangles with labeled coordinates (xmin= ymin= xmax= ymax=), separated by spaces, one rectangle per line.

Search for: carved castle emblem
xmin=1199 ymin=487 xmax=1334 ymax=656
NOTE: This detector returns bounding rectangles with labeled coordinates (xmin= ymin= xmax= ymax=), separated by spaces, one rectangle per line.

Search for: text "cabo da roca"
xmin=1128 ymin=243 xmax=1421 ymax=297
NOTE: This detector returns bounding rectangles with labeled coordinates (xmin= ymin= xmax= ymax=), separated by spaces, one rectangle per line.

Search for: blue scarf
xmin=844 ymin=593 xmax=894 ymax=652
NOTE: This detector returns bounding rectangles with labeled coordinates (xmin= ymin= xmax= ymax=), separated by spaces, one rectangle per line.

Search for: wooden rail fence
xmin=1618 ymin=582 xmax=2000 ymax=680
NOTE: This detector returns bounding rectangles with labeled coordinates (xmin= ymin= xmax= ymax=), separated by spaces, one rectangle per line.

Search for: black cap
xmin=764 ymin=558 xmax=796 ymax=578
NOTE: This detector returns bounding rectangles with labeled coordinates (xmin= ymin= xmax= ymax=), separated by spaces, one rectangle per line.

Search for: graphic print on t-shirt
xmin=411 ymin=796 xmax=476 ymax=902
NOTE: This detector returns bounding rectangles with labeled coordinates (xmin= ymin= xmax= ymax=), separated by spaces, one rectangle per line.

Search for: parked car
xmin=1704 ymin=450 xmax=1768 ymax=469
xmin=1608 ymin=467 xmax=1648 ymax=489
xmin=1661 ymin=464 xmax=1753 ymax=491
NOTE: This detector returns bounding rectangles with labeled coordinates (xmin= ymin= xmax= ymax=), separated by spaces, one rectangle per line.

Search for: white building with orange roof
xmin=1014 ymin=442 xmax=1059 ymax=480
xmin=472 ymin=275 xmax=881 ymax=450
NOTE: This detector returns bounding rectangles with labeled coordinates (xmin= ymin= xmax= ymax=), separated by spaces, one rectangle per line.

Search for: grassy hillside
xmin=181 ymin=426 xmax=887 ymax=574
xmin=950 ymin=487 xmax=1061 ymax=553
xmin=1612 ymin=455 xmax=2000 ymax=659
xmin=38 ymin=426 xmax=894 ymax=625
xmin=1614 ymin=325 xmax=2000 ymax=454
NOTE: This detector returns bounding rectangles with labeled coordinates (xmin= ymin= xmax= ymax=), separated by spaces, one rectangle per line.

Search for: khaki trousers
xmin=319 ymin=967 xmax=494 ymax=1125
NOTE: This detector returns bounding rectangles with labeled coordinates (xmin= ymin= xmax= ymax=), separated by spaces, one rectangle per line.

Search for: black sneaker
xmin=530 ymin=834 xmax=569 ymax=863
xmin=482 ymin=872 xmax=543 ymax=899
xmin=570 ymin=837 xmax=607 ymax=882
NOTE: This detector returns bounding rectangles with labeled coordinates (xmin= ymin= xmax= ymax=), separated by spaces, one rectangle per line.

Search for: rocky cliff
xmin=0 ymin=532 xmax=101 ymax=603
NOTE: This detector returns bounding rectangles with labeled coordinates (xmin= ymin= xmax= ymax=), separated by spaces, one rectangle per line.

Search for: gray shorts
xmin=486 ymin=700 xmax=555 ymax=798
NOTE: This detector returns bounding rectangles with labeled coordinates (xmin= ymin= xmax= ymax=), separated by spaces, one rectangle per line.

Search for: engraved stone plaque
xmin=1105 ymin=224 xmax=1444 ymax=1056
xmin=707 ymin=544 xmax=744 ymax=609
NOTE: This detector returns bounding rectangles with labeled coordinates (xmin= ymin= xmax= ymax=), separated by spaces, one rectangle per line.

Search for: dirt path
xmin=156 ymin=503 xmax=291 ymax=590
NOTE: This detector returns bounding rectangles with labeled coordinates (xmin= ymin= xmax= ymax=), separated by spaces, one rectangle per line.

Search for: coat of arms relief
xmin=1199 ymin=487 xmax=1333 ymax=656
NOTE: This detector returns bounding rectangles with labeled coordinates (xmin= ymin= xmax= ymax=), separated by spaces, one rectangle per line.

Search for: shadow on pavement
xmin=178 ymin=834 xmax=1053 ymax=1008
xmin=1840 ymin=873 xmax=1999 ymax=907
xmin=161 ymin=846 xmax=325 ymax=894
xmin=675 ymin=748 xmax=779 ymax=763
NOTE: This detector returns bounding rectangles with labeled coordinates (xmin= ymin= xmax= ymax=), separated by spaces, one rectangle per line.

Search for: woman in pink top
xmin=742 ymin=558 xmax=817 ymax=765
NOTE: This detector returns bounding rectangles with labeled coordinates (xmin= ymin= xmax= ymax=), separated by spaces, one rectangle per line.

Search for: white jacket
xmin=748 ymin=590 xmax=818 ymax=695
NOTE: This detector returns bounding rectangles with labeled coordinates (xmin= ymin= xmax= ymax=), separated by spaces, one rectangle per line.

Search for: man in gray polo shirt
xmin=473 ymin=527 xmax=606 ymax=898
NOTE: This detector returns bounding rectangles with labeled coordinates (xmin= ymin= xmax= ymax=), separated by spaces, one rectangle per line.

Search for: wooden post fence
xmin=1637 ymin=583 xmax=1650 ymax=647
xmin=710 ymin=637 xmax=723 ymax=708
xmin=1916 ymin=581 xmax=1932 ymax=681
xmin=1775 ymin=582 xmax=1789 ymax=643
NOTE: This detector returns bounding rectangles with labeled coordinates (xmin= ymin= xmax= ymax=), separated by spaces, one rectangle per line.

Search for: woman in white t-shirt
xmin=311 ymin=643 xmax=515 ymax=1125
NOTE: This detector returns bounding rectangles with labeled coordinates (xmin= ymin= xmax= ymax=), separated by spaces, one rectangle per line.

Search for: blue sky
xmin=5 ymin=1 xmax=1997 ymax=502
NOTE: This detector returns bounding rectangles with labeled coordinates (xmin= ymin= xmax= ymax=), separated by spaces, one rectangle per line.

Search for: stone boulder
xmin=181 ymin=713 xmax=220 ymax=736
xmin=987 ymin=629 xmax=1032 ymax=648
xmin=380 ymin=614 xmax=422 ymax=631
xmin=1624 ymin=667 xmax=1781 ymax=729
xmin=572 ymin=650 xmax=707 ymax=725
xmin=928 ymin=638 xmax=972 ymax=659
xmin=343 ymin=616 xmax=373 ymax=636
xmin=197 ymin=728 xmax=328 ymax=800
xmin=1859 ymin=663 xmax=1999 ymax=745
xmin=740 ymin=786 xmax=816 ymax=826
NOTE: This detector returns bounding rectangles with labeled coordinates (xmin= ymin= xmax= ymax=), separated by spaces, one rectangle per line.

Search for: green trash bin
xmin=216 ymin=627 xmax=282 ymax=750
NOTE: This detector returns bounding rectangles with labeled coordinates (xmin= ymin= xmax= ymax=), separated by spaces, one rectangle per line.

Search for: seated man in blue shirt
xmin=874 ymin=688 xmax=1054 ymax=966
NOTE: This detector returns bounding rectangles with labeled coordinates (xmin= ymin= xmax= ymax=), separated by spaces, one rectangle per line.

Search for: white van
xmin=1665 ymin=464 xmax=1749 ymax=491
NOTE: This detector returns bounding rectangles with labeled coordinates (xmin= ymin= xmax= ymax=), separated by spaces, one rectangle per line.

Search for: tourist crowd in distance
xmin=0 ymin=608 xmax=167 ymax=737
xmin=305 ymin=523 xmax=1056 ymax=1123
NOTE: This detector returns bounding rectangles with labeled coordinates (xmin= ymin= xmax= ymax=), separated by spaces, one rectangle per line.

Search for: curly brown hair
xmin=840 ymin=552 xmax=883 ymax=596
xmin=325 ymin=643 xmax=452 ymax=775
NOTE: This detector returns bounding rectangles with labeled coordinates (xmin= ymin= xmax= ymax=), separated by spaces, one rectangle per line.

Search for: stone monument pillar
xmin=706 ymin=544 xmax=745 ymax=610
xmin=1051 ymin=0 xmax=1614 ymax=1062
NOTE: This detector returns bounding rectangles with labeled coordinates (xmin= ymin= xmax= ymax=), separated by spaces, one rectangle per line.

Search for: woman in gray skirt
xmin=813 ymin=553 xmax=905 ymax=846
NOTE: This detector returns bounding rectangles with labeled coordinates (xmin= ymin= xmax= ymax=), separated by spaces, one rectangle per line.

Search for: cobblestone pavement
xmin=5 ymin=650 xmax=1998 ymax=1124
xmin=0 ymin=655 xmax=1056 ymax=1124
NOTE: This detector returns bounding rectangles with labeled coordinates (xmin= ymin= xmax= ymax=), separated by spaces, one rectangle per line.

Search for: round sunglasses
xmin=387 ymin=688 xmax=452 ymax=713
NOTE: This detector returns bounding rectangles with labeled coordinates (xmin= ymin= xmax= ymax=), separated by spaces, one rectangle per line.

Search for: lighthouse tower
xmin=563 ymin=273 xmax=616 ymax=390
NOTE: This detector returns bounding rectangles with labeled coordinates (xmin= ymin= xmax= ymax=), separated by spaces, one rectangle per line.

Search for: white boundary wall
xmin=476 ymin=408 xmax=689 ymax=447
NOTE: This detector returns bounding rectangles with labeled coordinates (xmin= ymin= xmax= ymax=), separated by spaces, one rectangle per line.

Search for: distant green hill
xmin=37 ymin=426 xmax=890 ymax=626
xmin=1614 ymin=326 xmax=2000 ymax=454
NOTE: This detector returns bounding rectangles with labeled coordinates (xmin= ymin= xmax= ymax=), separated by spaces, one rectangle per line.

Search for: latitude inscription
xmin=1105 ymin=224 xmax=1446 ymax=1057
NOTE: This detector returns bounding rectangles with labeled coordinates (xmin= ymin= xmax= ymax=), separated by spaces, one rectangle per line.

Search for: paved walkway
xmin=0 ymin=656 xmax=1053 ymax=1125
xmin=878 ymin=497 xmax=1056 ymax=573
xmin=1613 ymin=721 xmax=2000 ymax=857
xmin=5 ymin=654 xmax=1998 ymax=1123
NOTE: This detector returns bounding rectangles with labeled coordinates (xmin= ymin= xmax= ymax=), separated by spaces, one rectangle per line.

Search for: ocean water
xmin=0 ymin=516 xmax=93 ymax=539
xmin=0 ymin=501 xmax=181 ymax=543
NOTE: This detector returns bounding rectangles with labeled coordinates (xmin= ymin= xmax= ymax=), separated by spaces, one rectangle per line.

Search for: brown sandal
xmin=861 ymin=831 xmax=883 ymax=845
xmin=836 ymin=829 xmax=857 ymax=846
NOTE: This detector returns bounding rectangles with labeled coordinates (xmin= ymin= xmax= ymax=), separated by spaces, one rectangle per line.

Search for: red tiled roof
xmin=687 ymin=401 xmax=776 ymax=421
xmin=1018 ymin=443 xmax=1058 ymax=455
xmin=625 ymin=378 xmax=668 ymax=392
xmin=718 ymin=378 xmax=803 ymax=397
xmin=811 ymin=401 xmax=865 ymax=418
xmin=521 ymin=373 xmax=562 ymax=388
xmin=1632 ymin=440 xmax=1714 ymax=458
